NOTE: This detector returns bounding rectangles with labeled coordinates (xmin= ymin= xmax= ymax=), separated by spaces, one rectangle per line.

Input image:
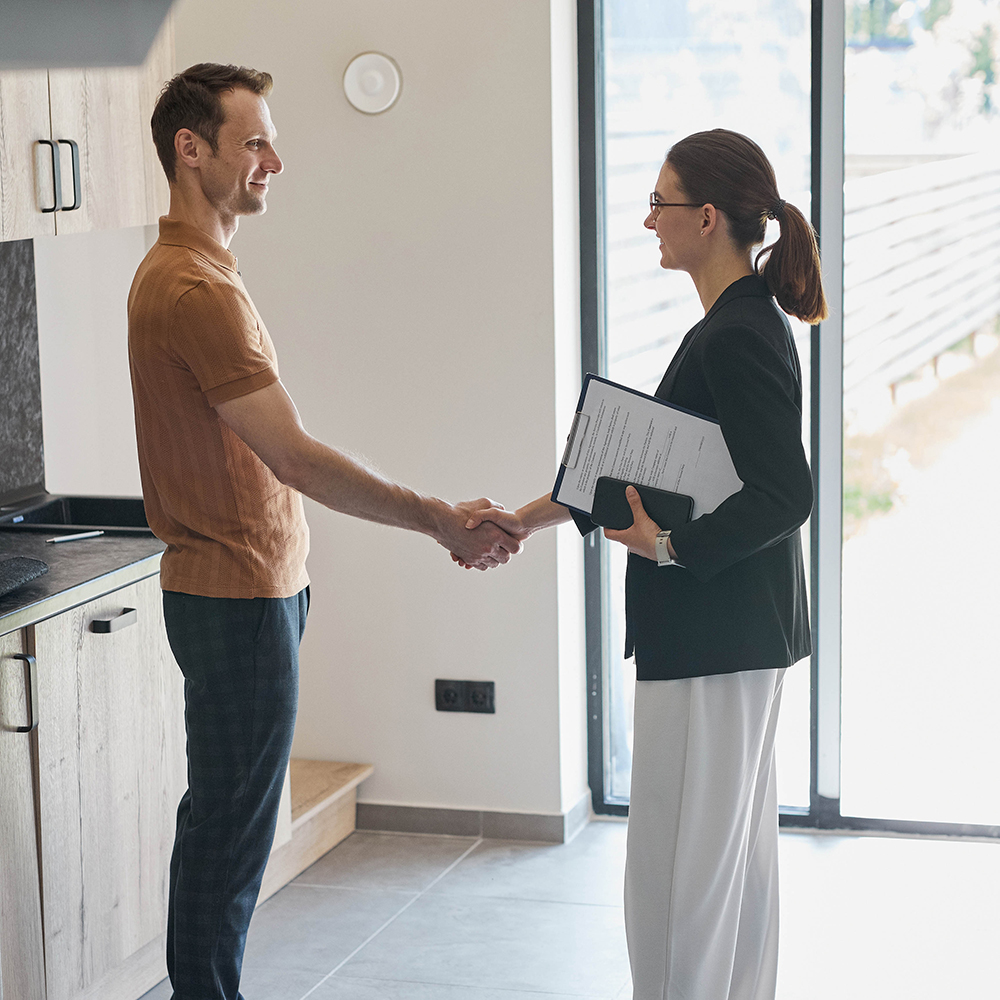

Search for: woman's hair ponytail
xmin=666 ymin=129 xmax=828 ymax=324
xmin=755 ymin=200 xmax=828 ymax=324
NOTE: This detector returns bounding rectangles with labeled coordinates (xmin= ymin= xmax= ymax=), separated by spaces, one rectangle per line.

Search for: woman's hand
xmin=464 ymin=504 xmax=531 ymax=541
xmin=450 ymin=503 xmax=531 ymax=570
xmin=452 ymin=492 xmax=573 ymax=569
xmin=603 ymin=485 xmax=662 ymax=561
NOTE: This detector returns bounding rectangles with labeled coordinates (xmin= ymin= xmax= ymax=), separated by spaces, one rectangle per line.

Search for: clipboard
xmin=553 ymin=374 xmax=742 ymax=520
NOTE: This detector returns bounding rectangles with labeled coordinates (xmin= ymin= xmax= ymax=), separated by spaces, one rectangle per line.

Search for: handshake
xmin=437 ymin=498 xmax=530 ymax=572
xmin=432 ymin=485 xmax=668 ymax=571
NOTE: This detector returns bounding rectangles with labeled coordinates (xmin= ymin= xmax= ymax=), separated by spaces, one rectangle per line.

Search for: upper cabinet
xmin=0 ymin=70 xmax=54 ymax=240
xmin=0 ymin=17 xmax=172 ymax=243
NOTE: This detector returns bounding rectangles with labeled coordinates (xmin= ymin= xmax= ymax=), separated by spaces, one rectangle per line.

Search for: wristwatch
xmin=655 ymin=529 xmax=677 ymax=567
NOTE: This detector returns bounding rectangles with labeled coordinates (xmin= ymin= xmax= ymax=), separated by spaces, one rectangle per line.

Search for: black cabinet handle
xmin=10 ymin=654 xmax=38 ymax=734
xmin=90 ymin=608 xmax=137 ymax=633
xmin=37 ymin=139 xmax=62 ymax=213
xmin=58 ymin=139 xmax=81 ymax=211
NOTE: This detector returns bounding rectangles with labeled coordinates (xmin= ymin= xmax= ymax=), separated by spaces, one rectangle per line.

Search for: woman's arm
xmin=465 ymin=492 xmax=572 ymax=538
xmin=667 ymin=322 xmax=813 ymax=581
xmin=461 ymin=488 xmax=682 ymax=567
xmin=453 ymin=493 xmax=573 ymax=568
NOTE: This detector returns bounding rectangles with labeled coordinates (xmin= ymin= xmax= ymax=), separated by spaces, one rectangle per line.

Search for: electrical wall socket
xmin=435 ymin=679 xmax=495 ymax=714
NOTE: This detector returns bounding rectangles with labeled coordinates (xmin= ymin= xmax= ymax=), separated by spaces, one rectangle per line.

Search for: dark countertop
xmin=0 ymin=528 xmax=165 ymax=636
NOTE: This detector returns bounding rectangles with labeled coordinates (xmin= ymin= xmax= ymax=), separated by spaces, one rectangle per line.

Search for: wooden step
xmin=258 ymin=758 xmax=373 ymax=904
xmin=290 ymin=759 xmax=373 ymax=828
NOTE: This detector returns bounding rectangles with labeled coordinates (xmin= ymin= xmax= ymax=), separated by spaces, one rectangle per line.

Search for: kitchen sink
xmin=0 ymin=495 xmax=152 ymax=534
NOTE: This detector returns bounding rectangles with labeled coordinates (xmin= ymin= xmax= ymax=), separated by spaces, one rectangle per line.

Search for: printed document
xmin=554 ymin=375 xmax=743 ymax=518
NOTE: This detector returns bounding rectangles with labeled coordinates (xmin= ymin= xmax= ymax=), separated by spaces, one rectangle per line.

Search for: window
xmin=839 ymin=0 xmax=1000 ymax=828
xmin=581 ymin=0 xmax=1000 ymax=838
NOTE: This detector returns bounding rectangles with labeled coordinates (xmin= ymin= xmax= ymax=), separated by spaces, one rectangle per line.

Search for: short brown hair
xmin=666 ymin=129 xmax=828 ymax=324
xmin=151 ymin=63 xmax=273 ymax=183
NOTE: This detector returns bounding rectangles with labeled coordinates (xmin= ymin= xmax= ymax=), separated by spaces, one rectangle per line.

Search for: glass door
xmin=839 ymin=0 xmax=1000 ymax=826
xmin=582 ymin=0 xmax=1000 ymax=838
xmin=593 ymin=0 xmax=814 ymax=812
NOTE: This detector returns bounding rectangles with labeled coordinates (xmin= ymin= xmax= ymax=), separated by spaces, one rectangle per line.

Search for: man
xmin=128 ymin=63 xmax=520 ymax=1000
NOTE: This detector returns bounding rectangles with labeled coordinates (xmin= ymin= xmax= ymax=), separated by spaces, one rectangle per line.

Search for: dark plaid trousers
xmin=162 ymin=588 xmax=309 ymax=1000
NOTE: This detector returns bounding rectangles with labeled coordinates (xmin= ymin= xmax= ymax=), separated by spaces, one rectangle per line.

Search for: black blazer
xmin=574 ymin=275 xmax=813 ymax=681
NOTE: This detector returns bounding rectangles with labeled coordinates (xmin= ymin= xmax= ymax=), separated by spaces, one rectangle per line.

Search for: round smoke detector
xmin=343 ymin=52 xmax=402 ymax=114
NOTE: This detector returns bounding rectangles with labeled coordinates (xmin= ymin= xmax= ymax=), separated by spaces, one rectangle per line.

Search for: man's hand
xmin=464 ymin=505 xmax=531 ymax=540
xmin=451 ymin=503 xmax=531 ymax=570
xmin=603 ymin=485 xmax=661 ymax=561
xmin=438 ymin=498 xmax=523 ymax=571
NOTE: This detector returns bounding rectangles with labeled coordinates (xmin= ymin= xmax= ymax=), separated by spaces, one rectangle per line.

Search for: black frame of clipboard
xmin=577 ymin=0 xmax=1000 ymax=840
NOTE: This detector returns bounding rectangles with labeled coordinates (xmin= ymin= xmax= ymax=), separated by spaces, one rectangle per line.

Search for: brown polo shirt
xmin=127 ymin=218 xmax=309 ymax=599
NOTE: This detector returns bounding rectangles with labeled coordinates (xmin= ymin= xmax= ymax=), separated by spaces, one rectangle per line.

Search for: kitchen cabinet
xmin=32 ymin=574 xmax=186 ymax=1000
xmin=0 ymin=70 xmax=54 ymax=240
xmin=0 ymin=628 xmax=47 ymax=1000
xmin=0 ymin=17 xmax=172 ymax=242
xmin=0 ymin=572 xmax=186 ymax=1000
xmin=0 ymin=550 xmax=362 ymax=1000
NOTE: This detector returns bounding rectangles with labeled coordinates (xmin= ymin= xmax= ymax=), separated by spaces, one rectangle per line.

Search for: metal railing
xmin=843 ymin=151 xmax=1000 ymax=403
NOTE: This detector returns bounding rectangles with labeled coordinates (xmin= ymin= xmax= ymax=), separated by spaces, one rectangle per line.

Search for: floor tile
xmin=235 ymin=966 xmax=326 ymax=1000
xmin=240 ymin=882 xmax=416 ymax=980
xmin=138 ymin=978 xmax=171 ymax=1000
xmin=431 ymin=819 xmax=627 ymax=906
xmin=310 ymin=976 xmax=597 ymax=999
xmin=139 ymin=968 xmax=325 ymax=1000
xmin=139 ymin=824 xmax=1000 ymax=1000
xmin=337 ymin=892 xmax=629 ymax=997
xmin=614 ymin=979 xmax=633 ymax=1000
xmin=293 ymin=831 xmax=478 ymax=892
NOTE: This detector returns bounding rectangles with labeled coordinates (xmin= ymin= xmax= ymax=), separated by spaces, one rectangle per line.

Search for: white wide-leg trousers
xmin=624 ymin=667 xmax=785 ymax=1000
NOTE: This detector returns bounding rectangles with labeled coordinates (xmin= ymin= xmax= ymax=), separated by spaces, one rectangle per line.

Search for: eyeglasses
xmin=649 ymin=193 xmax=701 ymax=212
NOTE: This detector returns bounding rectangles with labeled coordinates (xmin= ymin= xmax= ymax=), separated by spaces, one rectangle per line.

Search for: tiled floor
xmin=141 ymin=820 xmax=1000 ymax=1000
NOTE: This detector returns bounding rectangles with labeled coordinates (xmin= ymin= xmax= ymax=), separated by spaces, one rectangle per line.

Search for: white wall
xmin=35 ymin=0 xmax=586 ymax=818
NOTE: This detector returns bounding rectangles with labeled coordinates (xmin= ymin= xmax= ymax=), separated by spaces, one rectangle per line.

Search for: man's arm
xmin=215 ymin=380 xmax=521 ymax=569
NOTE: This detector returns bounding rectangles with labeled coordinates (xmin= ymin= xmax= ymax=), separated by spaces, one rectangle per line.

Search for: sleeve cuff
xmin=570 ymin=509 xmax=600 ymax=537
xmin=205 ymin=366 xmax=279 ymax=407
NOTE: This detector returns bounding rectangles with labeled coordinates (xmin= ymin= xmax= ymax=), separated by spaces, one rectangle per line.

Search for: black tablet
xmin=591 ymin=477 xmax=694 ymax=531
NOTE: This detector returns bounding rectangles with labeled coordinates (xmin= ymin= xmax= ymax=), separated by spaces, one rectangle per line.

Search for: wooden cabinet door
xmin=47 ymin=65 xmax=149 ymax=234
xmin=48 ymin=17 xmax=173 ymax=235
xmin=32 ymin=576 xmax=186 ymax=1000
xmin=0 ymin=628 xmax=47 ymax=1000
xmin=0 ymin=70 xmax=57 ymax=240
xmin=1 ymin=19 xmax=172 ymax=241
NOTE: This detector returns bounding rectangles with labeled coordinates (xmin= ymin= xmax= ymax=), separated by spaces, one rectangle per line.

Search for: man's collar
xmin=156 ymin=217 xmax=238 ymax=274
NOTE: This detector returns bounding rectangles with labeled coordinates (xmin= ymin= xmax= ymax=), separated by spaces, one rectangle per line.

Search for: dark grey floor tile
xmin=293 ymin=831 xmax=478 ymax=892
xmin=234 ymin=966 xmax=326 ymax=1000
xmin=142 ymin=967 xmax=326 ymax=1000
xmin=337 ymin=892 xmax=629 ymax=997
xmin=310 ymin=976 xmax=596 ymax=999
xmin=430 ymin=819 xmax=627 ymax=906
xmin=240 ymin=882 xmax=416 ymax=979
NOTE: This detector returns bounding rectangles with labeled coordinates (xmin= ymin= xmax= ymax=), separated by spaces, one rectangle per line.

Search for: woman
xmin=465 ymin=129 xmax=825 ymax=999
